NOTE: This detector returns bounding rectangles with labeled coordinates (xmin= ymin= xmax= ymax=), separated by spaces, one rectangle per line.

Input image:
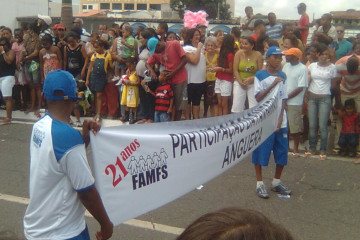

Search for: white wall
xmin=1 ymin=0 xmax=48 ymax=30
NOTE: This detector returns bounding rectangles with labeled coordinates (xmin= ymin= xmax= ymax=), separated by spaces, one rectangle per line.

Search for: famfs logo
xmin=129 ymin=148 xmax=168 ymax=190
xmin=105 ymin=139 xmax=168 ymax=190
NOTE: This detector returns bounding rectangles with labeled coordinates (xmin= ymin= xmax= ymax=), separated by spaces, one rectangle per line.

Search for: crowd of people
xmin=0 ymin=1 xmax=360 ymax=201
xmin=0 ymin=2 xmax=359 ymax=239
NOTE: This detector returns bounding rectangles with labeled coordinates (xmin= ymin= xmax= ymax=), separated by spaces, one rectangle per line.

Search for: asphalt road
xmin=0 ymin=123 xmax=359 ymax=240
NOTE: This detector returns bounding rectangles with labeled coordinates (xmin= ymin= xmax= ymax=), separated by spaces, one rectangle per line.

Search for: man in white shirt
xmin=23 ymin=70 xmax=113 ymax=240
xmin=241 ymin=6 xmax=255 ymax=37
xmin=282 ymin=48 xmax=308 ymax=157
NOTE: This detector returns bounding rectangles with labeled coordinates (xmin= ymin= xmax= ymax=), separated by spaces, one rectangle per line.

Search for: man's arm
xmin=82 ymin=119 xmax=101 ymax=147
xmin=145 ymin=62 xmax=157 ymax=80
xmin=185 ymin=42 xmax=203 ymax=65
xmin=276 ymin=99 xmax=287 ymax=132
xmin=332 ymin=76 xmax=342 ymax=109
xmin=39 ymin=50 xmax=45 ymax=83
xmin=78 ymin=186 xmax=113 ymax=240
xmin=255 ymin=77 xmax=283 ymax=102
xmin=168 ymin=97 xmax=174 ymax=114
xmin=288 ymin=87 xmax=304 ymax=99
xmin=56 ymin=46 xmax=63 ymax=70
xmin=166 ymin=55 xmax=187 ymax=81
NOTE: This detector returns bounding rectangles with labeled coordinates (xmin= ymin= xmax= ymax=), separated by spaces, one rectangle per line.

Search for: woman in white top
xmin=306 ymin=43 xmax=337 ymax=160
xmin=183 ymin=28 xmax=206 ymax=119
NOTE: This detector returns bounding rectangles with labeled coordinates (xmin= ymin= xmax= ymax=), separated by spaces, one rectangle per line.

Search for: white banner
xmin=91 ymin=85 xmax=281 ymax=226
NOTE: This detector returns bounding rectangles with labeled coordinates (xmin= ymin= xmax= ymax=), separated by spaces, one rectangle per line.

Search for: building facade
xmin=331 ymin=10 xmax=360 ymax=27
xmin=81 ymin=0 xmax=170 ymax=12
xmin=1 ymin=0 xmax=48 ymax=30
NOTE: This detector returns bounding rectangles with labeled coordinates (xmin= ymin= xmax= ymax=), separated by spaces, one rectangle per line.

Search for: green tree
xmin=61 ymin=0 xmax=73 ymax=32
xmin=170 ymin=0 xmax=230 ymax=20
xmin=218 ymin=1 xmax=231 ymax=20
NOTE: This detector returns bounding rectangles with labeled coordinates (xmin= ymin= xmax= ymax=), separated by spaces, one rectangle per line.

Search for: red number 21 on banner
xmin=105 ymin=157 xmax=128 ymax=187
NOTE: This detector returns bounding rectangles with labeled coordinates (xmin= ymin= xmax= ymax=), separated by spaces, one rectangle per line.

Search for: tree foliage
xmin=170 ymin=0 xmax=231 ymax=20
xmin=218 ymin=1 xmax=232 ymax=20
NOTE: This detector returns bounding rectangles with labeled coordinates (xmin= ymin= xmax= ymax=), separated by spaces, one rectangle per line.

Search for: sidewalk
xmin=0 ymin=109 xmax=125 ymax=128
xmin=1 ymin=109 xmax=358 ymax=163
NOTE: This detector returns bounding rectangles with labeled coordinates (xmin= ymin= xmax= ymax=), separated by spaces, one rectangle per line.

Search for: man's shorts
xmin=0 ymin=76 xmax=15 ymax=97
xmin=252 ymin=128 xmax=288 ymax=166
xmin=68 ymin=225 xmax=90 ymax=240
xmin=171 ymin=81 xmax=188 ymax=111
xmin=214 ymin=78 xmax=232 ymax=97
xmin=287 ymin=105 xmax=303 ymax=134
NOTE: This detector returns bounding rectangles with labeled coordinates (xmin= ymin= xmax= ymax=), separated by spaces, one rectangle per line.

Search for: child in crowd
xmin=156 ymin=23 xmax=168 ymax=42
xmin=203 ymin=36 xmax=218 ymax=117
xmin=337 ymin=99 xmax=359 ymax=157
xmin=252 ymin=46 xmax=290 ymax=199
xmin=86 ymin=39 xmax=112 ymax=121
xmin=71 ymin=82 xmax=90 ymax=127
xmin=212 ymin=35 xmax=234 ymax=116
xmin=39 ymin=34 xmax=62 ymax=82
xmin=85 ymin=32 xmax=99 ymax=58
xmin=112 ymin=25 xmax=136 ymax=79
xmin=121 ymin=57 xmax=140 ymax=124
xmin=146 ymin=71 xmax=174 ymax=122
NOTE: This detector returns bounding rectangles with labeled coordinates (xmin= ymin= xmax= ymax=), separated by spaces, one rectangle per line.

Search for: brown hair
xmin=284 ymin=33 xmax=299 ymax=49
xmin=176 ymin=208 xmax=294 ymax=240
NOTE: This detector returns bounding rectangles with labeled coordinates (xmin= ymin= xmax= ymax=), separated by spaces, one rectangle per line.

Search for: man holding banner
xmin=252 ymin=46 xmax=292 ymax=199
xmin=23 ymin=70 xmax=113 ymax=240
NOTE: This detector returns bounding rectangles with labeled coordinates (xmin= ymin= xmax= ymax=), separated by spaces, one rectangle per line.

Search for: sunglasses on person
xmin=337 ymin=30 xmax=344 ymax=33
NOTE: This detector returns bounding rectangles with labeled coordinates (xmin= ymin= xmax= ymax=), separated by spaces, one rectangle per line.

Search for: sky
xmin=54 ymin=0 xmax=360 ymax=21
xmin=233 ymin=0 xmax=360 ymax=20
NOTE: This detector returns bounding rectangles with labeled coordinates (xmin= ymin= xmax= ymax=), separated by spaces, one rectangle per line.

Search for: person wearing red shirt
xmin=295 ymin=3 xmax=309 ymax=45
xmin=146 ymin=71 xmax=174 ymax=122
xmin=146 ymin=37 xmax=187 ymax=121
xmin=337 ymin=98 xmax=359 ymax=157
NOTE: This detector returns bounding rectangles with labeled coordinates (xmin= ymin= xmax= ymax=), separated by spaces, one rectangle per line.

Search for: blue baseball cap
xmin=147 ymin=37 xmax=159 ymax=55
xmin=266 ymin=46 xmax=284 ymax=57
xmin=43 ymin=70 xmax=82 ymax=101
